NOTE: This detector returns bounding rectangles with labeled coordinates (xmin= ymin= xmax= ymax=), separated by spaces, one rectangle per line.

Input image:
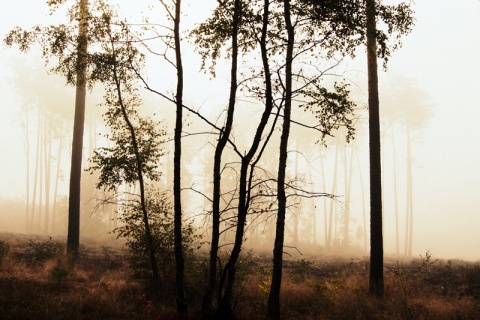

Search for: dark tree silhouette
xmin=366 ymin=0 xmax=383 ymax=296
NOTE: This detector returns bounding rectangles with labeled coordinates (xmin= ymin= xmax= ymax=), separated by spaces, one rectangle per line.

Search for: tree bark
xmin=366 ymin=0 xmax=384 ymax=296
xmin=172 ymin=0 xmax=188 ymax=314
xmin=67 ymin=0 xmax=88 ymax=257
xmin=266 ymin=1 xmax=294 ymax=318
xmin=202 ymin=0 xmax=240 ymax=313
xmin=217 ymin=1 xmax=275 ymax=316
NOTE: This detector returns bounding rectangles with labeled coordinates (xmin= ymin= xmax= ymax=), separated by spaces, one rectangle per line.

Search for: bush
xmin=0 ymin=240 xmax=10 ymax=264
xmin=114 ymin=189 xmax=200 ymax=285
xmin=25 ymin=238 xmax=64 ymax=263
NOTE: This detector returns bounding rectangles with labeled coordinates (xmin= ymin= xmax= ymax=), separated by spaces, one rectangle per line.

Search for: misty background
xmin=0 ymin=0 xmax=479 ymax=261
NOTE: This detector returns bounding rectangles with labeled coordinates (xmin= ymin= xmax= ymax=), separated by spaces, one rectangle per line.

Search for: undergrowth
xmin=0 ymin=234 xmax=479 ymax=320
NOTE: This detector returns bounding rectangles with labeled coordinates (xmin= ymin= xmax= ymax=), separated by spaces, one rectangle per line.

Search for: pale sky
xmin=0 ymin=0 xmax=479 ymax=261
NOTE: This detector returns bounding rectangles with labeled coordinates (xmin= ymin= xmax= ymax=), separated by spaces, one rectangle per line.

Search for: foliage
xmin=0 ymin=240 xmax=10 ymax=264
xmin=300 ymin=0 xmax=415 ymax=68
xmin=25 ymin=239 xmax=64 ymax=263
xmin=414 ymin=250 xmax=439 ymax=279
xmin=113 ymin=189 xmax=199 ymax=282
xmin=290 ymin=259 xmax=314 ymax=282
xmin=300 ymin=82 xmax=357 ymax=144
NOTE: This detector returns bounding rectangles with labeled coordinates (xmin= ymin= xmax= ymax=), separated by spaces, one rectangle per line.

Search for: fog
xmin=1 ymin=0 xmax=479 ymax=262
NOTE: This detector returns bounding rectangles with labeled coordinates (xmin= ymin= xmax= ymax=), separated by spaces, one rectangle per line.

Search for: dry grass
xmin=1 ymin=233 xmax=479 ymax=319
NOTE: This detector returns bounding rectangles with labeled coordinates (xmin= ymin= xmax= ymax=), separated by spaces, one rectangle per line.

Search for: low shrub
xmin=24 ymin=238 xmax=64 ymax=263
xmin=0 ymin=239 xmax=10 ymax=263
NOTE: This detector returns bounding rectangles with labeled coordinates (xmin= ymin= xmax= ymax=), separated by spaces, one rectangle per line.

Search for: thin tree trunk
xmin=355 ymin=146 xmax=367 ymax=252
xmin=44 ymin=124 xmax=52 ymax=233
xmin=38 ymin=112 xmax=44 ymax=232
xmin=327 ymin=145 xmax=339 ymax=249
xmin=24 ymin=111 xmax=30 ymax=233
xmin=202 ymin=0 xmax=240 ymax=312
xmin=266 ymin=1 xmax=294 ymax=318
xmin=52 ymin=133 xmax=62 ymax=234
xmin=406 ymin=126 xmax=413 ymax=258
xmin=172 ymin=0 xmax=187 ymax=313
xmin=106 ymin=26 xmax=160 ymax=287
xmin=217 ymin=1 xmax=275 ymax=316
xmin=67 ymin=0 xmax=88 ymax=257
xmin=30 ymin=113 xmax=42 ymax=232
xmin=343 ymin=146 xmax=354 ymax=248
xmin=293 ymin=146 xmax=299 ymax=246
xmin=391 ymin=125 xmax=400 ymax=255
xmin=366 ymin=0 xmax=384 ymax=296
xmin=320 ymin=148 xmax=328 ymax=247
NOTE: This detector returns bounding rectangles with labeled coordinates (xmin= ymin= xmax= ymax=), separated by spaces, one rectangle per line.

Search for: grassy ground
xmin=0 ymin=233 xmax=479 ymax=319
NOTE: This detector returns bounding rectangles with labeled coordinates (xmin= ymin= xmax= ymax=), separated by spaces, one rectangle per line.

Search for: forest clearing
xmin=1 ymin=233 xmax=479 ymax=320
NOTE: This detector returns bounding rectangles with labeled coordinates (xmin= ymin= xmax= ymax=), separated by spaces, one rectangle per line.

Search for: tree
xmin=155 ymin=0 xmax=188 ymax=313
xmin=87 ymin=3 xmax=165 ymax=287
xmin=4 ymin=0 xmax=93 ymax=256
xmin=266 ymin=1 xmax=294 ymax=318
xmin=366 ymin=0 xmax=383 ymax=296
xmin=201 ymin=0 xmax=241 ymax=313
xmin=67 ymin=0 xmax=89 ymax=257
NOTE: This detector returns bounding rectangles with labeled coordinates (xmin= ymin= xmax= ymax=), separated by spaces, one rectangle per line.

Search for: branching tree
xmin=200 ymin=0 xmax=241 ymax=313
xmin=87 ymin=3 xmax=166 ymax=288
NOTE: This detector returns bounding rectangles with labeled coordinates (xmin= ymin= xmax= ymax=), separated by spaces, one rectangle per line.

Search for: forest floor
xmin=0 ymin=232 xmax=479 ymax=319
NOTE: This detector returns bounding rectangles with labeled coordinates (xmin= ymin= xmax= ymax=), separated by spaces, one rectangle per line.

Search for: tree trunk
xmin=293 ymin=146 xmax=299 ymax=246
xmin=391 ymin=125 xmax=400 ymax=255
xmin=52 ymin=131 xmax=63 ymax=233
xmin=320 ymin=148 xmax=328 ymax=247
xmin=366 ymin=0 xmax=384 ymax=296
xmin=172 ymin=0 xmax=188 ymax=314
xmin=106 ymin=25 xmax=161 ymax=288
xmin=24 ymin=111 xmax=30 ymax=233
xmin=30 ymin=113 xmax=41 ymax=232
xmin=406 ymin=126 xmax=413 ymax=257
xmin=327 ymin=145 xmax=339 ymax=249
xmin=266 ymin=1 xmax=294 ymax=318
xmin=355 ymin=146 xmax=368 ymax=252
xmin=44 ymin=124 xmax=52 ymax=233
xmin=67 ymin=0 xmax=88 ymax=257
xmin=202 ymin=0 xmax=240 ymax=313
xmin=217 ymin=1 xmax=275 ymax=316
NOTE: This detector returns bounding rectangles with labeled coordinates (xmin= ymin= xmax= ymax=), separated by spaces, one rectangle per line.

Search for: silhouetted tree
xmin=366 ymin=0 xmax=383 ymax=296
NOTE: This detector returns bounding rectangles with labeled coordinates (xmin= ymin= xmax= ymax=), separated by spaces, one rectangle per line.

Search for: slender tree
xmin=157 ymin=0 xmax=188 ymax=313
xmin=66 ymin=0 xmax=89 ymax=257
xmin=266 ymin=0 xmax=294 ymax=318
xmin=202 ymin=0 xmax=241 ymax=312
xmin=366 ymin=0 xmax=384 ymax=296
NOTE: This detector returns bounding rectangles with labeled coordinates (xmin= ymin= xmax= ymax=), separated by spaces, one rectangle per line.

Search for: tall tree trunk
xmin=24 ymin=111 xmax=31 ymax=233
xmin=38 ymin=112 xmax=44 ymax=232
xmin=67 ymin=0 xmax=88 ymax=257
xmin=202 ymin=0 xmax=240 ymax=312
xmin=44 ymin=124 xmax=52 ymax=233
xmin=320 ymin=148 xmax=328 ymax=247
xmin=355 ymin=146 xmax=368 ymax=252
xmin=293 ymin=146 xmax=299 ymax=246
xmin=266 ymin=1 xmax=294 ymax=318
xmin=107 ymin=31 xmax=160 ymax=291
xmin=391 ymin=125 xmax=400 ymax=255
xmin=406 ymin=126 xmax=413 ymax=257
xmin=366 ymin=0 xmax=384 ymax=296
xmin=30 ymin=113 xmax=42 ymax=232
xmin=217 ymin=1 xmax=275 ymax=316
xmin=327 ymin=145 xmax=339 ymax=249
xmin=172 ymin=0 xmax=187 ymax=314
xmin=52 ymin=132 xmax=62 ymax=234
xmin=343 ymin=145 xmax=354 ymax=248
